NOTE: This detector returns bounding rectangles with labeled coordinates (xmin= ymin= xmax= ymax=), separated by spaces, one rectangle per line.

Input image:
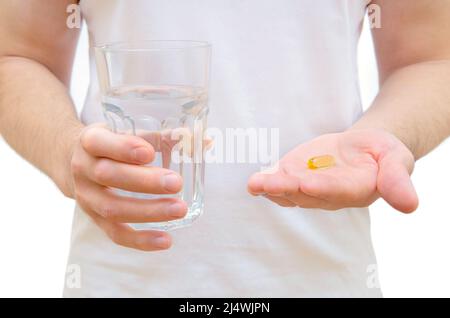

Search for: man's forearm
xmin=0 ymin=56 xmax=84 ymax=196
xmin=351 ymin=59 xmax=450 ymax=159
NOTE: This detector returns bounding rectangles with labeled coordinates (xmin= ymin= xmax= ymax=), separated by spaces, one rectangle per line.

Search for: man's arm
xmin=352 ymin=0 xmax=450 ymax=159
xmin=0 ymin=0 xmax=82 ymax=196
xmin=248 ymin=0 xmax=450 ymax=213
xmin=0 ymin=1 xmax=184 ymax=251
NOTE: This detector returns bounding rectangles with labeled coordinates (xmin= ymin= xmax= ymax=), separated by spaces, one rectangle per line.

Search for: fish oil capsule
xmin=307 ymin=155 xmax=335 ymax=170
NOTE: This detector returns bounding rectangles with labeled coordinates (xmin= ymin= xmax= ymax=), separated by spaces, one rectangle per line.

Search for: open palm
xmin=248 ymin=129 xmax=418 ymax=213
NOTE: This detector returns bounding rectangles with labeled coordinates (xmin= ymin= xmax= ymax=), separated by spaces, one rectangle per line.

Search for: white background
xmin=1 ymin=19 xmax=449 ymax=297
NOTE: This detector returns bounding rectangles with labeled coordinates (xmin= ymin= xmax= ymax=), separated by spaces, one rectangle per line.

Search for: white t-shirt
xmin=64 ymin=0 xmax=381 ymax=297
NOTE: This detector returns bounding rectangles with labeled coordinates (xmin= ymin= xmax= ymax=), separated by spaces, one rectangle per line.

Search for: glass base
xmin=129 ymin=202 xmax=203 ymax=232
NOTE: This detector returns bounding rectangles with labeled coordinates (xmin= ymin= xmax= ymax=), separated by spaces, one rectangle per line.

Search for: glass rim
xmin=94 ymin=40 xmax=211 ymax=53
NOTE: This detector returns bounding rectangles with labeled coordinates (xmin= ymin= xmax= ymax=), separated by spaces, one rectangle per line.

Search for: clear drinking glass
xmin=94 ymin=41 xmax=211 ymax=231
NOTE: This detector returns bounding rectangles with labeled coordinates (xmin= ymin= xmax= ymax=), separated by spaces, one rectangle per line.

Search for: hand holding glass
xmin=94 ymin=41 xmax=211 ymax=231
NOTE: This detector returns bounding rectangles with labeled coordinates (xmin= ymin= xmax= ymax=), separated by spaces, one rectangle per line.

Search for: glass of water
xmin=94 ymin=41 xmax=211 ymax=231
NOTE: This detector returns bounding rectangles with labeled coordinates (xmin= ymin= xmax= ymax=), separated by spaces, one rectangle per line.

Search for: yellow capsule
xmin=307 ymin=155 xmax=335 ymax=170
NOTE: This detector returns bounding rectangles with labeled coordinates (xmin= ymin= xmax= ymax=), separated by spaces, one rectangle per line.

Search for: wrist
xmin=51 ymin=122 xmax=84 ymax=198
xmin=348 ymin=123 xmax=418 ymax=160
xmin=345 ymin=127 xmax=416 ymax=175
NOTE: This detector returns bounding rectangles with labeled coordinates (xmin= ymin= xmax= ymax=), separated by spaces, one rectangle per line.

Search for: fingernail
xmin=167 ymin=202 xmax=186 ymax=218
xmin=155 ymin=235 xmax=170 ymax=248
xmin=132 ymin=147 xmax=150 ymax=162
xmin=162 ymin=173 xmax=181 ymax=192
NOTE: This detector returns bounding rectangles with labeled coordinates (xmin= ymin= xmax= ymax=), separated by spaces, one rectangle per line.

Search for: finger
xmin=87 ymin=158 xmax=183 ymax=194
xmin=247 ymin=171 xmax=299 ymax=196
xmin=81 ymin=125 xmax=155 ymax=164
xmin=88 ymin=209 xmax=172 ymax=251
xmin=75 ymin=178 xmax=187 ymax=223
xmin=262 ymin=173 xmax=300 ymax=196
xmin=263 ymin=194 xmax=297 ymax=207
xmin=284 ymin=191 xmax=332 ymax=209
xmin=377 ymin=150 xmax=418 ymax=213
xmin=249 ymin=171 xmax=334 ymax=209
xmin=247 ymin=172 xmax=267 ymax=195
xmin=297 ymin=171 xmax=367 ymax=204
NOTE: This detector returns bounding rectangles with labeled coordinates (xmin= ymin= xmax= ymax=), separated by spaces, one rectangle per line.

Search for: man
xmin=0 ymin=0 xmax=449 ymax=297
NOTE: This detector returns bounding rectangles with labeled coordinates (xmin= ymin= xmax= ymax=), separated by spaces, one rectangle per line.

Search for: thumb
xmin=377 ymin=146 xmax=419 ymax=213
